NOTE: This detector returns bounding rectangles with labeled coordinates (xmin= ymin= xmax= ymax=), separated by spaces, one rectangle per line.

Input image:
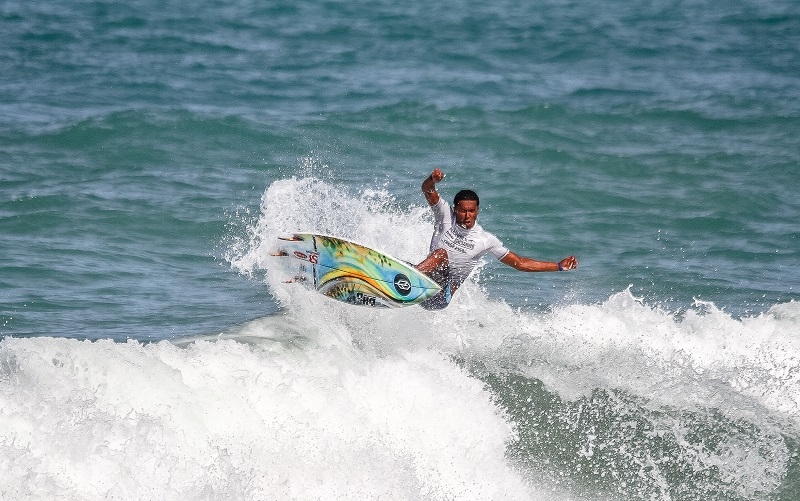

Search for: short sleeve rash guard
xmin=429 ymin=198 xmax=509 ymax=286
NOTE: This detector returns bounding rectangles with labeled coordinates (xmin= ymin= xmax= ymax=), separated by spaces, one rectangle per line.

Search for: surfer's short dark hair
xmin=454 ymin=189 xmax=479 ymax=207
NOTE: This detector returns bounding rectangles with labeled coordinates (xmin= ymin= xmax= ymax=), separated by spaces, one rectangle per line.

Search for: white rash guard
xmin=429 ymin=198 xmax=509 ymax=288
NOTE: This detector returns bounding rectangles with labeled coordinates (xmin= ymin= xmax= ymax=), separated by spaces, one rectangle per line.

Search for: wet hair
xmin=453 ymin=189 xmax=479 ymax=207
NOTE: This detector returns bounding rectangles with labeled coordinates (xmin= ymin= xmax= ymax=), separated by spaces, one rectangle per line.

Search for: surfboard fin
xmin=278 ymin=234 xmax=305 ymax=241
xmin=270 ymin=251 xmax=289 ymax=257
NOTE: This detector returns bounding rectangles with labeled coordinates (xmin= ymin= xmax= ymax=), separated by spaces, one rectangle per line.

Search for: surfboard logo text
xmin=354 ymin=292 xmax=377 ymax=307
xmin=294 ymin=251 xmax=319 ymax=264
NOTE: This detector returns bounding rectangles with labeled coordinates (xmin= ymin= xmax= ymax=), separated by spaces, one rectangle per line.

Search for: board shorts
xmin=419 ymin=266 xmax=452 ymax=310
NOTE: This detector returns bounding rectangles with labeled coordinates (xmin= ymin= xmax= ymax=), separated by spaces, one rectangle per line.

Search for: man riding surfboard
xmin=415 ymin=168 xmax=578 ymax=309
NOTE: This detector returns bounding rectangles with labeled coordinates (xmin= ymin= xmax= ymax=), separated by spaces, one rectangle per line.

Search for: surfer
xmin=415 ymin=168 xmax=577 ymax=309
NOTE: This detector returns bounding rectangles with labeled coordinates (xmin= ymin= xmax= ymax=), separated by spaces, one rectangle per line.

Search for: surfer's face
xmin=454 ymin=200 xmax=479 ymax=229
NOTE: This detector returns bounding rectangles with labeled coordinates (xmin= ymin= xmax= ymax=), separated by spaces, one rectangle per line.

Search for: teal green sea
xmin=2 ymin=1 xmax=799 ymax=499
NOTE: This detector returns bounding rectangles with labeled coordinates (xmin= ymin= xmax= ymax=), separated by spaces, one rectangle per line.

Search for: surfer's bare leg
xmin=415 ymin=248 xmax=452 ymax=310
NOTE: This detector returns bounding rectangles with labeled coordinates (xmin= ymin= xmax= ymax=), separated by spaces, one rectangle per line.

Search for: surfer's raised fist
xmin=430 ymin=168 xmax=445 ymax=183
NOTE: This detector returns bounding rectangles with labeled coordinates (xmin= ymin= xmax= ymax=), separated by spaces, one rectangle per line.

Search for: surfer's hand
xmin=559 ymin=256 xmax=578 ymax=271
xmin=430 ymin=168 xmax=445 ymax=183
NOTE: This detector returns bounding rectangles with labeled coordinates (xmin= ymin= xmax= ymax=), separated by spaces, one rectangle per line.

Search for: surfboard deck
xmin=271 ymin=233 xmax=441 ymax=308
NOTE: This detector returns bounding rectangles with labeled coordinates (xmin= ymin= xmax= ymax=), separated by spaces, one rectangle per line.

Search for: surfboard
xmin=271 ymin=233 xmax=441 ymax=308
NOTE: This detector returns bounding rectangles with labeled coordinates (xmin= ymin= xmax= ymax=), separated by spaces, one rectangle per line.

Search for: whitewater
xmin=3 ymin=176 xmax=798 ymax=500
xmin=3 ymin=0 xmax=799 ymax=497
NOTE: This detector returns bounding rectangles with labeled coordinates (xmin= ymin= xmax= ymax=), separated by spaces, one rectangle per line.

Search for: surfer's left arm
xmin=500 ymin=252 xmax=577 ymax=272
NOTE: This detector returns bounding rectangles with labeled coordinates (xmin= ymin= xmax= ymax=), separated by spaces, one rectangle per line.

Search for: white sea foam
xmin=0 ymin=333 xmax=540 ymax=500
xmin=4 ymin=289 xmax=796 ymax=499
xmin=226 ymin=175 xmax=800 ymax=498
xmin=433 ymin=289 xmax=797 ymax=498
xmin=231 ymin=176 xmax=800 ymax=435
xmin=5 ymin=176 xmax=795 ymax=500
xmin=465 ymin=289 xmax=800 ymax=432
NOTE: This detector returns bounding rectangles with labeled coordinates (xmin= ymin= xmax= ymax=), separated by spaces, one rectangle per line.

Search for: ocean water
xmin=2 ymin=0 xmax=799 ymax=499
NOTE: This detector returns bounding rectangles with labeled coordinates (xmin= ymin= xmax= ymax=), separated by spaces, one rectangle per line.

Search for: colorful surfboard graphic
xmin=273 ymin=233 xmax=441 ymax=308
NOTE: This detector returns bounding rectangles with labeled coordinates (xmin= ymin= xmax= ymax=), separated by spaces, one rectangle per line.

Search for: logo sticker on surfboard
xmin=393 ymin=273 xmax=412 ymax=296
xmin=293 ymin=251 xmax=319 ymax=264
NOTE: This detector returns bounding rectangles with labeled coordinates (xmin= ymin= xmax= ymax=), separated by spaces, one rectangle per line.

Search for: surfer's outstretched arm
xmin=500 ymin=252 xmax=577 ymax=272
xmin=421 ymin=168 xmax=445 ymax=206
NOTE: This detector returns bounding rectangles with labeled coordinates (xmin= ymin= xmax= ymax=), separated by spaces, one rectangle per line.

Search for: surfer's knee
xmin=427 ymin=248 xmax=449 ymax=271
xmin=415 ymin=248 xmax=449 ymax=274
xmin=430 ymin=248 xmax=448 ymax=263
